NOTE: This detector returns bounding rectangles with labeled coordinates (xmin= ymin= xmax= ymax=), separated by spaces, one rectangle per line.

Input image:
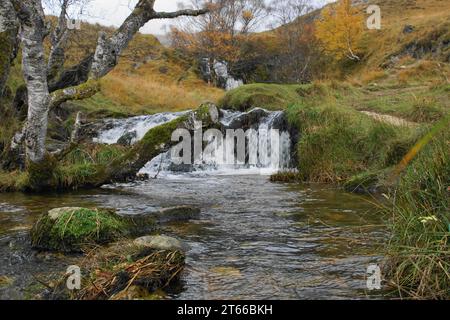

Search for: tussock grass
xmin=73 ymin=244 xmax=185 ymax=300
xmin=286 ymin=102 xmax=420 ymax=183
xmin=53 ymin=144 xmax=127 ymax=189
xmin=0 ymin=170 xmax=30 ymax=192
xmin=385 ymin=127 xmax=449 ymax=299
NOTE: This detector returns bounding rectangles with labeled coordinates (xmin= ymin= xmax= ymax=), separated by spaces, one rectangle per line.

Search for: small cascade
xmin=200 ymin=59 xmax=244 ymax=91
xmin=92 ymin=107 xmax=293 ymax=177
xmin=213 ymin=61 xmax=244 ymax=91
xmin=93 ymin=112 xmax=187 ymax=145
xmin=140 ymin=108 xmax=293 ymax=177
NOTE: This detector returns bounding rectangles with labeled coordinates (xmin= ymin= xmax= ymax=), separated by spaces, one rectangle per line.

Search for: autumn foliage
xmin=315 ymin=0 xmax=364 ymax=61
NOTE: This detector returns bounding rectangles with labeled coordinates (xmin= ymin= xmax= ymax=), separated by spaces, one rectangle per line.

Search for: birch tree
xmin=315 ymin=0 xmax=363 ymax=61
xmin=6 ymin=0 xmax=208 ymax=173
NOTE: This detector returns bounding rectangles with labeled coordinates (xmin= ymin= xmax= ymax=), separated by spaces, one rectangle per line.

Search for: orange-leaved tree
xmin=315 ymin=0 xmax=364 ymax=61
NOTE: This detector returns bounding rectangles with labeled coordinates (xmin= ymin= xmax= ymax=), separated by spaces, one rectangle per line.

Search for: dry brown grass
xmin=348 ymin=0 xmax=450 ymax=81
xmin=100 ymin=66 xmax=224 ymax=114
xmin=396 ymin=60 xmax=450 ymax=84
xmin=360 ymin=69 xmax=388 ymax=84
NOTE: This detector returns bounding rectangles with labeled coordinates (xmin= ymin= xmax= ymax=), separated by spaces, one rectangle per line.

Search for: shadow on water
xmin=0 ymin=175 xmax=388 ymax=300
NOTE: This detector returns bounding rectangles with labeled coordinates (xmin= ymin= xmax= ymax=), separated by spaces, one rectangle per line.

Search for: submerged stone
xmin=155 ymin=206 xmax=201 ymax=223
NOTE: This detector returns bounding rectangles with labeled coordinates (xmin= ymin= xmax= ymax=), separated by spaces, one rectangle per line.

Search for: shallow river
xmin=0 ymin=174 xmax=387 ymax=300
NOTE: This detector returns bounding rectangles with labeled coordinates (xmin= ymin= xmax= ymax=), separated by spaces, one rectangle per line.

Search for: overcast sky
xmin=46 ymin=0 xmax=335 ymax=35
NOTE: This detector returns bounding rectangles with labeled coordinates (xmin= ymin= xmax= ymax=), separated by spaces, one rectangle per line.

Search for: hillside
xmin=7 ymin=18 xmax=224 ymax=117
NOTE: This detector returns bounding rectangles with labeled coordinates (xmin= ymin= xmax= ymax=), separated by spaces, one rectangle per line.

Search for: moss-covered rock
xmin=30 ymin=207 xmax=128 ymax=252
xmin=26 ymin=154 xmax=59 ymax=191
xmin=219 ymin=84 xmax=302 ymax=111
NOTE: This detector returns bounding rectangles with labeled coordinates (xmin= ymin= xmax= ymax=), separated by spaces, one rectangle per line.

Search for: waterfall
xmin=200 ymin=59 xmax=244 ymax=91
xmin=141 ymin=108 xmax=293 ymax=177
xmin=93 ymin=112 xmax=187 ymax=145
xmin=93 ymin=108 xmax=292 ymax=177
xmin=213 ymin=61 xmax=244 ymax=91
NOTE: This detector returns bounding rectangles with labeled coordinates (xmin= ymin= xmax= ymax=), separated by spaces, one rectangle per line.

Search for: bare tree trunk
xmin=0 ymin=0 xmax=19 ymax=97
xmin=13 ymin=0 xmax=50 ymax=163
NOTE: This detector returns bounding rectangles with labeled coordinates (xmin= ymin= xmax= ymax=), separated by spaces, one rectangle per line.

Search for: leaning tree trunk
xmin=0 ymin=0 xmax=18 ymax=97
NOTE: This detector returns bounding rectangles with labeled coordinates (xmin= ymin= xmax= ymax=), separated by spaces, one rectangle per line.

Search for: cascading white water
xmin=93 ymin=108 xmax=292 ymax=177
xmin=93 ymin=112 xmax=188 ymax=145
xmin=140 ymin=108 xmax=293 ymax=177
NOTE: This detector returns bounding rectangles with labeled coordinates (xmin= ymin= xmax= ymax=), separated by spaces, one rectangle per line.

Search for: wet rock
xmin=186 ymin=103 xmax=221 ymax=130
xmin=221 ymin=108 xmax=270 ymax=130
xmin=136 ymin=173 xmax=149 ymax=181
xmin=117 ymin=130 xmax=137 ymax=146
xmin=30 ymin=207 xmax=128 ymax=252
xmin=403 ymin=25 xmax=415 ymax=34
xmin=134 ymin=235 xmax=187 ymax=251
xmin=155 ymin=206 xmax=201 ymax=223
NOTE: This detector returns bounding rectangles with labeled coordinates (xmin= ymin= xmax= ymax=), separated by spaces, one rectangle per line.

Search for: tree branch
xmin=50 ymin=79 xmax=100 ymax=109
xmin=48 ymin=1 xmax=209 ymax=93
xmin=153 ymin=8 xmax=209 ymax=19
xmin=47 ymin=0 xmax=70 ymax=82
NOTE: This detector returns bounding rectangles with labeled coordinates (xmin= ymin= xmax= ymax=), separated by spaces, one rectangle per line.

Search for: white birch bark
xmin=14 ymin=0 xmax=50 ymax=163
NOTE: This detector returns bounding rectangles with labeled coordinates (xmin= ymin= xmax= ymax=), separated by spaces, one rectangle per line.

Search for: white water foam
xmin=93 ymin=112 xmax=188 ymax=145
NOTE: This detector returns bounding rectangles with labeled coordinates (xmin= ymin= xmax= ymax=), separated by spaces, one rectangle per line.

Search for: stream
xmin=0 ymin=108 xmax=388 ymax=300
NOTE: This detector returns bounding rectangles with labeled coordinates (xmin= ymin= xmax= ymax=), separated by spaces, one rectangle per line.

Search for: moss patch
xmin=31 ymin=207 xmax=128 ymax=252
xmin=219 ymin=84 xmax=303 ymax=111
